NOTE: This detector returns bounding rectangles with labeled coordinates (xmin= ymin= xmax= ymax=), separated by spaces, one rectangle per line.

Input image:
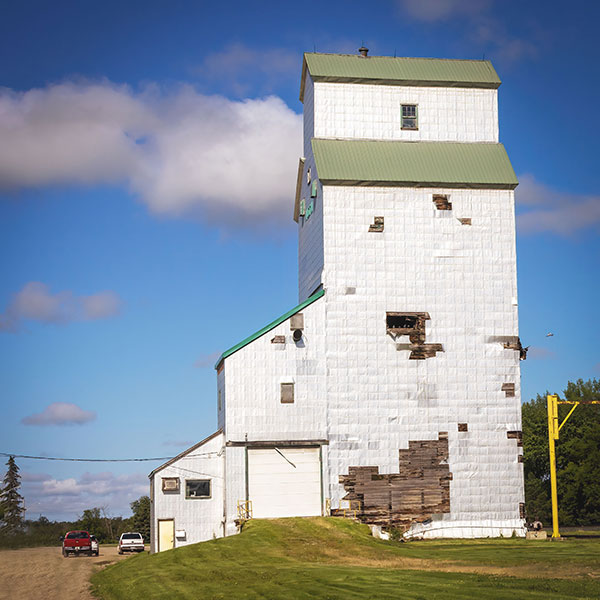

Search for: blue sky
xmin=1 ymin=0 xmax=598 ymax=521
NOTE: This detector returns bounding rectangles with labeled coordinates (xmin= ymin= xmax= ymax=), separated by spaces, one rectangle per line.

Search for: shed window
xmin=185 ymin=479 xmax=211 ymax=499
xmin=162 ymin=477 xmax=180 ymax=493
xmin=281 ymin=383 xmax=294 ymax=404
xmin=401 ymin=104 xmax=418 ymax=130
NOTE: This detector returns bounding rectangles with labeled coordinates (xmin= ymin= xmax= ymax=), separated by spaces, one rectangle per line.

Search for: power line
xmin=0 ymin=452 xmax=173 ymax=463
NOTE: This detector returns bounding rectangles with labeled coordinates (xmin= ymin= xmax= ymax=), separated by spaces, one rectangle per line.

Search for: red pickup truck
xmin=62 ymin=530 xmax=93 ymax=557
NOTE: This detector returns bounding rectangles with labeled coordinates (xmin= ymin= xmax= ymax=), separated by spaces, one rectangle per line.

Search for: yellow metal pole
xmin=547 ymin=394 xmax=560 ymax=538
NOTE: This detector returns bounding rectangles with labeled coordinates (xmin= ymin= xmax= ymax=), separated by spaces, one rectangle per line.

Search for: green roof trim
xmin=312 ymin=139 xmax=518 ymax=190
xmin=301 ymin=53 xmax=501 ymax=100
xmin=215 ymin=289 xmax=325 ymax=369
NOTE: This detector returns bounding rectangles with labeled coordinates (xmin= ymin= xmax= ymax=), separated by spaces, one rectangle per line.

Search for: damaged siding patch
xmin=458 ymin=423 xmax=468 ymax=432
xmin=387 ymin=312 xmax=443 ymax=359
xmin=507 ymin=430 xmax=523 ymax=447
xmin=369 ymin=216 xmax=385 ymax=232
xmin=489 ymin=336 xmax=528 ymax=360
xmin=337 ymin=433 xmax=451 ymax=529
xmin=433 ymin=194 xmax=452 ymax=210
xmin=502 ymin=383 xmax=515 ymax=397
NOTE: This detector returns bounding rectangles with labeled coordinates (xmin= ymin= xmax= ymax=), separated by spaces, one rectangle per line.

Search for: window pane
xmin=186 ymin=479 xmax=211 ymax=498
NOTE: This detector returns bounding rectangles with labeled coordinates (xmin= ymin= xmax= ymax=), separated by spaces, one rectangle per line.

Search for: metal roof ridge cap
xmin=214 ymin=288 xmax=326 ymax=369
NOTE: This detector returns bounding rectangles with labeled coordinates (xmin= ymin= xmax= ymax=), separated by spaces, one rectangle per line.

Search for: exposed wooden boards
xmin=507 ymin=430 xmax=523 ymax=447
xmin=271 ymin=335 xmax=285 ymax=344
xmin=458 ymin=423 xmax=468 ymax=432
xmin=502 ymin=382 xmax=515 ymax=397
xmin=368 ymin=216 xmax=385 ymax=232
xmin=458 ymin=217 xmax=472 ymax=225
xmin=338 ymin=434 xmax=451 ymax=529
xmin=408 ymin=344 xmax=443 ymax=359
xmin=433 ymin=194 xmax=452 ymax=210
xmin=387 ymin=311 xmax=443 ymax=360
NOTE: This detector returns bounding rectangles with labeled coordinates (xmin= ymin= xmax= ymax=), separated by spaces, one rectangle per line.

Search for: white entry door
xmin=248 ymin=447 xmax=322 ymax=518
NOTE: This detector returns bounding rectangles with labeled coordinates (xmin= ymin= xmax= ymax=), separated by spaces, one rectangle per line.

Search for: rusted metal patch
xmin=337 ymin=433 xmax=451 ymax=528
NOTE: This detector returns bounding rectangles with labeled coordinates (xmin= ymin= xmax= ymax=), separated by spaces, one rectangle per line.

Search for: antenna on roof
xmin=394 ymin=48 xmax=397 ymax=58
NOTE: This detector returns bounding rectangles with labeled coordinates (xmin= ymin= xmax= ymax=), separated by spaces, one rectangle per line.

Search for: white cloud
xmin=22 ymin=470 xmax=149 ymax=520
xmin=0 ymin=81 xmax=302 ymax=228
xmin=21 ymin=402 xmax=97 ymax=426
xmin=516 ymin=174 xmax=600 ymax=236
xmin=0 ymin=281 xmax=122 ymax=332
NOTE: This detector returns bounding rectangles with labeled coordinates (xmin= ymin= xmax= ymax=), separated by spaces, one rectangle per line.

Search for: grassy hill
xmin=91 ymin=518 xmax=600 ymax=600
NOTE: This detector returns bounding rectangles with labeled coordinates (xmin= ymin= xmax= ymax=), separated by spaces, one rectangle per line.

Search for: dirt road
xmin=0 ymin=545 xmax=133 ymax=600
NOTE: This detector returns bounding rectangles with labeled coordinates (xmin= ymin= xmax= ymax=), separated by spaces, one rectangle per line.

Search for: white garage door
xmin=248 ymin=447 xmax=322 ymax=518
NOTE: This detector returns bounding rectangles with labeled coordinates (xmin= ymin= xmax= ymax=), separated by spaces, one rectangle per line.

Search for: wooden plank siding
xmin=337 ymin=433 xmax=451 ymax=529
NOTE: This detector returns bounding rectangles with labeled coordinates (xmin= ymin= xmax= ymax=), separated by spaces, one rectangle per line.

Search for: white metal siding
xmin=248 ymin=447 xmax=321 ymax=518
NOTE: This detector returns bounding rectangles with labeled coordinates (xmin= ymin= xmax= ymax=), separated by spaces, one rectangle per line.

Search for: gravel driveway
xmin=0 ymin=545 xmax=132 ymax=600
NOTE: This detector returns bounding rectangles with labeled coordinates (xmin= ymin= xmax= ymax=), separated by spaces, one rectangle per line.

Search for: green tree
xmin=130 ymin=495 xmax=150 ymax=541
xmin=78 ymin=507 xmax=105 ymax=540
xmin=522 ymin=378 xmax=600 ymax=526
xmin=0 ymin=456 xmax=25 ymax=534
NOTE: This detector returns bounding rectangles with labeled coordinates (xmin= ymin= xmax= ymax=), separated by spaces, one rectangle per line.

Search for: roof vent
xmin=358 ymin=46 xmax=369 ymax=57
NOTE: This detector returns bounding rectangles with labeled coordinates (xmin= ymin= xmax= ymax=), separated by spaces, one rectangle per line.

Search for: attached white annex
xmin=149 ymin=49 xmax=526 ymax=552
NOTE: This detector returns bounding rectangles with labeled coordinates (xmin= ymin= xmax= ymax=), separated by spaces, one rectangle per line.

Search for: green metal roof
xmin=215 ymin=289 xmax=325 ymax=369
xmin=311 ymin=139 xmax=518 ymax=189
xmin=301 ymin=53 xmax=501 ymax=100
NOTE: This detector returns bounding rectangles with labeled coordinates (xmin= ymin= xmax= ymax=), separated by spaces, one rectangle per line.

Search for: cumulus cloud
xmin=0 ymin=281 xmax=122 ymax=332
xmin=516 ymin=174 xmax=600 ymax=236
xmin=21 ymin=402 xmax=97 ymax=426
xmin=21 ymin=470 xmax=149 ymax=520
xmin=0 ymin=81 xmax=302 ymax=227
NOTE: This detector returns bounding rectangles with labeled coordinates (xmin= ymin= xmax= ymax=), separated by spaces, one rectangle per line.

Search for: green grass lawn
xmin=91 ymin=518 xmax=600 ymax=600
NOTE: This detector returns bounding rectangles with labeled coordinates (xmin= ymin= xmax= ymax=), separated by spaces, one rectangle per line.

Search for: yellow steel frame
xmin=546 ymin=394 xmax=600 ymax=538
xmin=341 ymin=499 xmax=362 ymax=519
xmin=237 ymin=499 xmax=253 ymax=521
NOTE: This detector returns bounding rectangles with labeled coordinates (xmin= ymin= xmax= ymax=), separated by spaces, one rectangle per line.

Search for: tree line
xmin=0 ymin=455 xmax=150 ymax=548
xmin=522 ymin=378 xmax=600 ymax=527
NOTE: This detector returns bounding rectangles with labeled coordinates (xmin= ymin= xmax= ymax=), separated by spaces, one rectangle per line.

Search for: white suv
xmin=118 ymin=532 xmax=145 ymax=554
